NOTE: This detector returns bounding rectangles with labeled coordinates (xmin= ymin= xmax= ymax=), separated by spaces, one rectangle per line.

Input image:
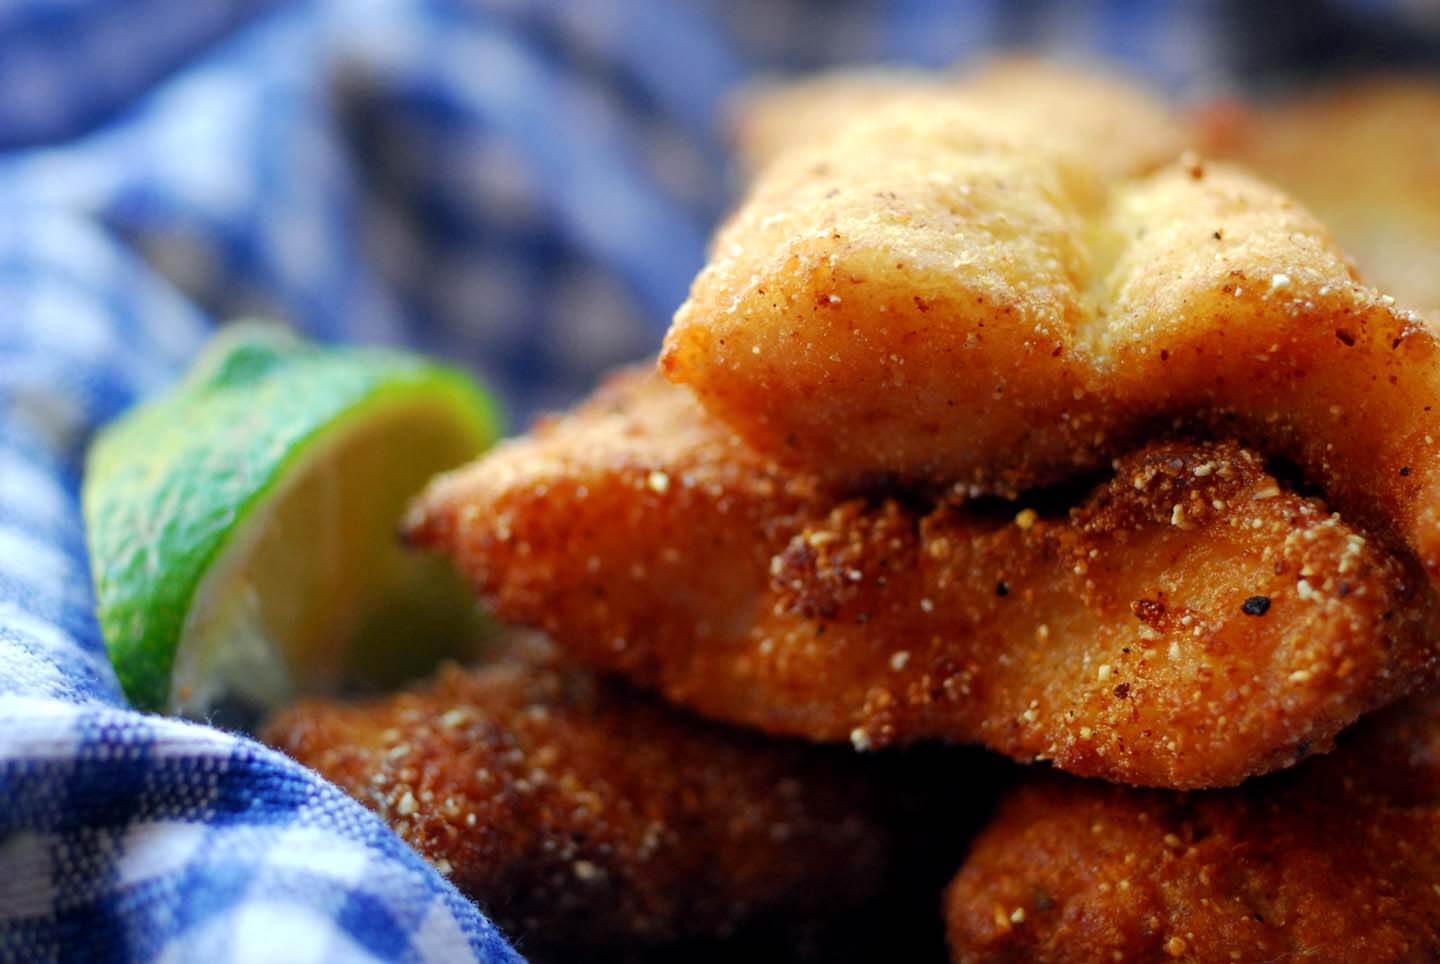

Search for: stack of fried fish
xmin=265 ymin=61 xmax=1440 ymax=961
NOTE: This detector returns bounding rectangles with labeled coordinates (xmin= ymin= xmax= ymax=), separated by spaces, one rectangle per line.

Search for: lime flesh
xmin=170 ymin=396 xmax=490 ymax=723
xmin=84 ymin=324 xmax=501 ymax=722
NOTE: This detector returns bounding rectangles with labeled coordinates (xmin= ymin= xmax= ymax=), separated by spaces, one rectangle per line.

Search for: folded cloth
xmin=0 ymin=1 xmax=1431 ymax=961
xmin=0 ymin=212 xmax=523 ymax=962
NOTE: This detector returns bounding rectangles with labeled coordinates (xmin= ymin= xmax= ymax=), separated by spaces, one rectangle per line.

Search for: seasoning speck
xmin=1241 ymin=595 xmax=1271 ymax=616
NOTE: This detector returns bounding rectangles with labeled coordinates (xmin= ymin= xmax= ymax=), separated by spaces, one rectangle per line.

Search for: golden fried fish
xmin=663 ymin=97 xmax=1440 ymax=586
xmin=946 ymin=689 xmax=1440 ymax=962
xmin=263 ymin=640 xmax=892 ymax=952
xmin=406 ymin=370 xmax=1436 ymax=789
xmin=1199 ymin=78 xmax=1440 ymax=315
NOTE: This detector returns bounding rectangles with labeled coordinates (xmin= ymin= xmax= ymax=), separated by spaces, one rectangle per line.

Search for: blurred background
xmin=2 ymin=0 xmax=1438 ymax=427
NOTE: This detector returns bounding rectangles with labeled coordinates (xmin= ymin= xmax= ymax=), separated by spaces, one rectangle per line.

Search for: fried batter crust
xmin=663 ymin=96 xmax=1440 ymax=581
xmin=945 ymin=690 xmax=1440 ymax=963
xmin=262 ymin=644 xmax=890 ymax=950
xmin=733 ymin=59 xmax=1188 ymax=175
xmin=1198 ymin=78 xmax=1440 ymax=315
xmin=406 ymin=370 xmax=1436 ymax=788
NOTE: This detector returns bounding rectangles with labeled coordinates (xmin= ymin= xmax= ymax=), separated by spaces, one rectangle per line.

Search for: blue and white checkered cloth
xmin=1 ymin=1 xmax=1435 ymax=961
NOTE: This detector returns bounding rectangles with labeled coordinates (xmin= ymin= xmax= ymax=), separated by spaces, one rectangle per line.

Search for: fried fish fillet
xmin=586 ymin=743 xmax=1009 ymax=964
xmin=733 ymin=59 xmax=1189 ymax=175
xmin=406 ymin=370 xmax=1436 ymax=788
xmin=663 ymin=97 xmax=1440 ymax=584
xmin=262 ymin=641 xmax=892 ymax=951
xmin=1198 ymin=78 xmax=1440 ymax=315
xmin=945 ymin=689 xmax=1440 ymax=962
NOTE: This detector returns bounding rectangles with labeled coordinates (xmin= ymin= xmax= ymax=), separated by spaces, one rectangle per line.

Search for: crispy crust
xmin=664 ymin=94 xmax=1440 ymax=585
xmin=406 ymin=370 xmax=1436 ymax=788
xmin=1198 ymin=78 xmax=1440 ymax=315
xmin=945 ymin=690 xmax=1440 ymax=962
xmin=262 ymin=640 xmax=891 ymax=951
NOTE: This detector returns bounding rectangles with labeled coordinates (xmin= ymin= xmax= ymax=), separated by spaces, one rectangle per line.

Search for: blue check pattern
xmin=0 ymin=1 xmax=1433 ymax=961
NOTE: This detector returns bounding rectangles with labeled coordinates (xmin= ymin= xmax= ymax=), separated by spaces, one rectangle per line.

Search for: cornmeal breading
xmin=664 ymin=98 xmax=1440 ymax=588
xmin=946 ymin=690 xmax=1440 ymax=962
xmin=262 ymin=65 xmax=1440 ymax=963
xmin=263 ymin=641 xmax=892 ymax=951
xmin=406 ymin=370 xmax=1436 ymax=789
xmin=1199 ymin=78 xmax=1440 ymax=315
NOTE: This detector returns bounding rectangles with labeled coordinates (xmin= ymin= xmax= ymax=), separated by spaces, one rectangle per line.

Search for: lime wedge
xmin=84 ymin=323 xmax=501 ymax=722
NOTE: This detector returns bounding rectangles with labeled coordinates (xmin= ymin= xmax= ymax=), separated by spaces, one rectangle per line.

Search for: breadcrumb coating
xmin=1199 ymin=78 xmax=1440 ymax=315
xmin=946 ymin=690 xmax=1440 ymax=962
xmin=263 ymin=641 xmax=892 ymax=952
xmin=664 ymin=94 xmax=1440 ymax=588
xmin=406 ymin=370 xmax=1436 ymax=788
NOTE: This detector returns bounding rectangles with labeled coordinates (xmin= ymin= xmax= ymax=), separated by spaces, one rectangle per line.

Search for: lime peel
xmin=84 ymin=323 xmax=501 ymax=717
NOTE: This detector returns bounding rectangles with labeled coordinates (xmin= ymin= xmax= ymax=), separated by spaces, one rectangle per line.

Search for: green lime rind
xmin=83 ymin=323 xmax=501 ymax=712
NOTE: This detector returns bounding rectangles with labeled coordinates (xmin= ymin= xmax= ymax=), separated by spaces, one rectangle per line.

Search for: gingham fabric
xmin=0 ymin=2 xmax=1434 ymax=961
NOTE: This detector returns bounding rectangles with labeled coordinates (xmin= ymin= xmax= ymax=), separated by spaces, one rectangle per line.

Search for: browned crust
xmin=406 ymin=370 xmax=1437 ymax=789
xmin=665 ymin=91 xmax=1440 ymax=588
xmin=1197 ymin=77 xmax=1440 ymax=315
xmin=262 ymin=640 xmax=892 ymax=950
xmin=945 ymin=690 xmax=1440 ymax=962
